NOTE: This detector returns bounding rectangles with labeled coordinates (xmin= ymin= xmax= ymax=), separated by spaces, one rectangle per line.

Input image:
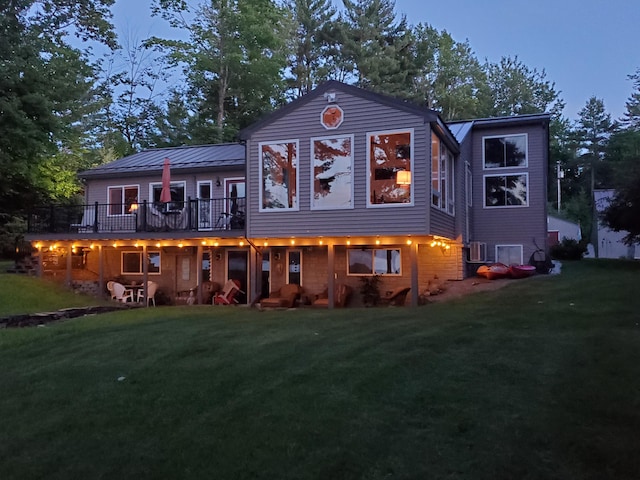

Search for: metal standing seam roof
xmin=80 ymin=143 xmax=246 ymax=178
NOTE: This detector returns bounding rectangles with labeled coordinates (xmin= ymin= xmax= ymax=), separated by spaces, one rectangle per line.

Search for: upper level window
xmin=484 ymin=173 xmax=528 ymax=207
xmin=150 ymin=181 xmax=185 ymax=212
xmin=431 ymin=133 xmax=455 ymax=215
xmin=260 ymin=140 xmax=299 ymax=211
xmin=311 ymin=135 xmax=354 ymax=210
xmin=483 ymin=134 xmax=527 ymax=169
xmin=108 ymin=185 xmax=139 ymax=216
xmin=367 ymin=129 xmax=413 ymax=206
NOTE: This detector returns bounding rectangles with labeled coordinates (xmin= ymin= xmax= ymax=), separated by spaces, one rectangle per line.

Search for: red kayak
xmin=476 ymin=263 xmax=509 ymax=280
xmin=508 ymin=264 xmax=536 ymax=279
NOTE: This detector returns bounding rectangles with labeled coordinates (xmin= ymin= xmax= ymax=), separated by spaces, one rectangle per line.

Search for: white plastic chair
xmin=111 ymin=282 xmax=134 ymax=303
xmin=137 ymin=281 xmax=157 ymax=306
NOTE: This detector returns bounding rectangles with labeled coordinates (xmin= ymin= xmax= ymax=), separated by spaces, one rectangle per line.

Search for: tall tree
xmin=284 ymin=0 xmax=338 ymax=99
xmin=149 ymin=0 xmax=288 ymax=143
xmin=621 ymin=68 xmax=640 ymax=130
xmin=411 ymin=24 xmax=486 ymax=120
xmin=340 ymin=0 xmax=415 ymax=97
xmin=600 ymin=129 xmax=640 ymax=245
xmin=0 ymin=0 xmax=116 ymax=256
xmin=572 ymin=97 xmax=615 ymax=254
xmin=481 ymin=56 xmax=561 ymax=117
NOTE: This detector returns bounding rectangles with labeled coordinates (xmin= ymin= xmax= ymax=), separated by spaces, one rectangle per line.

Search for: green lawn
xmin=1 ymin=260 xmax=639 ymax=480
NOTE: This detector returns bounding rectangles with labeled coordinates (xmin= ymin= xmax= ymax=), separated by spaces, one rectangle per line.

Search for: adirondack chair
xmin=213 ymin=279 xmax=243 ymax=305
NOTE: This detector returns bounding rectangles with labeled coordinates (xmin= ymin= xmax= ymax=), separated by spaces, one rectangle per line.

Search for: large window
xmin=367 ymin=130 xmax=413 ymax=206
xmin=121 ymin=251 xmax=161 ymax=274
xmin=431 ymin=133 xmax=455 ymax=214
xmin=108 ymin=185 xmax=139 ymax=216
xmin=484 ymin=134 xmax=527 ymax=169
xmin=347 ymin=248 xmax=401 ymax=275
xmin=311 ymin=135 xmax=354 ymax=210
xmin=496 ymin=245 xmax=523 ymax=265
xmin=260 ymin=140 xmax=299 ymax=211
xmin=150 ymin=181 xmax=185 ymax=211
xmin=484 ymin=173 xmax=528 ymax=207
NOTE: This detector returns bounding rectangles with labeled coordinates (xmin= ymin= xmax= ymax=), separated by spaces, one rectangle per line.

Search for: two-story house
xmin=26 ymin=81 xmax=550 ymax=307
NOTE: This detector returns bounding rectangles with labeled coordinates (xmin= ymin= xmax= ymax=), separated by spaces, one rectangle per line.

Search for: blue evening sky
xmin=111 ymin=0 xmax=640 ymax=121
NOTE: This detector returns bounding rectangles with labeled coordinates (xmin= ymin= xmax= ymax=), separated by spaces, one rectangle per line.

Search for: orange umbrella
xmin=160 ymin=157 xmax=172 ymax=203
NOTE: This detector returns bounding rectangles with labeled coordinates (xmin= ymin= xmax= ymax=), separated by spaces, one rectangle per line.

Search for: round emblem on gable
xmin=321 ymin=105 xmax=344 ymax=129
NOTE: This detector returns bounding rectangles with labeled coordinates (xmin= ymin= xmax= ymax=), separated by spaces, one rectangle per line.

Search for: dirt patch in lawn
xmin=425 ymin=276 xmax=517 ymax=303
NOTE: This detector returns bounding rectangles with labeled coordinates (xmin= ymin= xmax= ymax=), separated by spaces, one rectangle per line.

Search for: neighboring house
xmin=547 ymin=215 xmax=582 ymax=246
xmin=593 ymin=189 xmax=638 ymax=259
xmin=25 ymin=81 xmax=551 ymax=307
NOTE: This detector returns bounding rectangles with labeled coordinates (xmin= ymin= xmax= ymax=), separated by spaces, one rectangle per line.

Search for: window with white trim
xmin=483 ymin=134 xmax=527 ymax=169
xmin=431 ymin=133 xmax=455 ymax=214
xmin=108 ymin=185 xmax=139 ymax=216
xmin=484 ymin=173 xmax=528 ymax=207
xmin=150 ymin=181 xmax=186 ymax=212
xmin=367 ymin=129 xmax=413 ymax=206
xmin=121 ymin=251 xmax=161 ymax=274
xmin=259 ymin=140 xmax=299 ymax=211
xmin=496 ymin=245 xmax=523 ymax=265
xmin=347 ymin=248 xmax=401 ymax=275
xmin=311 ymin=134 xmax=354 ymax=210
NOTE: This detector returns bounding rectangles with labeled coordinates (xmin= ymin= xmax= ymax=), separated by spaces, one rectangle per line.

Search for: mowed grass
xmin=1 ymin=260 xmax=639 ymax=480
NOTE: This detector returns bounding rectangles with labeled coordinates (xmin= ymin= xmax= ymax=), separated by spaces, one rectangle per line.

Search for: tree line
xmin=1 ymin=0 xmax=638 ymax=256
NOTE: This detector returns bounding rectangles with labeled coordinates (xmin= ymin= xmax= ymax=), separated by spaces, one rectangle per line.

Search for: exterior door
xmin=197 ymin=181 xmax=213 ymax=230
xmin=224 ymin=178 xmax=246 ymax=230
xmin=227 ymin=249 xmax=248 ymax=304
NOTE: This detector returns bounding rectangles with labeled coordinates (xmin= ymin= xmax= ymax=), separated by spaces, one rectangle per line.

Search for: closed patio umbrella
xmin=160 ymin=157 xmax=172 ymax=203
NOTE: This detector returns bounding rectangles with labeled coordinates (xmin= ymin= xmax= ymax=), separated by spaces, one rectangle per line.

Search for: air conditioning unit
xmin=469 ymin=242 xmax=487 ymax=262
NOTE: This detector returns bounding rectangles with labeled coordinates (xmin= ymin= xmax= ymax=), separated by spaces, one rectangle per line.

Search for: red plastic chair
xmin=213 ymin=279 xmax=243 ymax=305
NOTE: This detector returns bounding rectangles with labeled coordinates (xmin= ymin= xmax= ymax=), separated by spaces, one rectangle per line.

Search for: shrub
xmin=550 ymin=238 xmax=588 ymax=260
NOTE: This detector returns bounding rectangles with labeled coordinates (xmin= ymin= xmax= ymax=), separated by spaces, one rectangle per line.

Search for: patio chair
xmin=111 ymin=281 xmax=134 ymax=303
xmin=260 ymin=283 xmax=302 ymax=308
xmin=379 ymin=286 xmax=410 ymax=306
xmin=70 ymin=205 xmax=97 ymax=233
xmin=213 ymin=279 xmax=243 ymax=305
xmin=312 ymin=283 xmax=352 ymax=308
xmin=136 ymin=281 xmax=158 ymax=306
xmin=175 ymin=281 xmax=220 ymax=305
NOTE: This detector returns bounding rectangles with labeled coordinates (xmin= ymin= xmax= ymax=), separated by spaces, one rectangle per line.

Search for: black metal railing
xmin=27 ymin=197 xmax=246 ymax=235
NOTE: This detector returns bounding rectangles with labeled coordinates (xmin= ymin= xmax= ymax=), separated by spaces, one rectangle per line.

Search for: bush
xmin=550 ymin=238 xmax=588 ymax=260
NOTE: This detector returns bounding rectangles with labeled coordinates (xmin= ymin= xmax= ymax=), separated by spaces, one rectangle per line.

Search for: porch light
xmin=90 ymin=244 xmax=95 ymax=250
xmin=263 ymin=241 xmax=268 ymax=247
xmin=178 ymin=243 xmax=184 ymax=248
xmin=155 ymin=243 xmax=161 ymax=248
xmin=406 ymin=239 xmax=412 ymax=245
xmin=214 ymin=242 xmax=219 ymax=247
xmin=290 ymin=239 xmax=295 ymax=245
xmin=319 ymin=240 xmax=323 ymax=245
xmin=201 ymin=240 xmax=207 ymax=245
xmin=130 ymin=202 xmax=138 ymax=212
xmin=346 ymin=240 xmax=351 ymax=245
xmin=35 ymin=243 xmax=41 ymax=250
xmin=112 ymin=242 xmax=117 ymax=248
xmin=239 ymin=241 xmax=244 ymax=246
xmin=375 ymin=239 xmax=380 ymax=245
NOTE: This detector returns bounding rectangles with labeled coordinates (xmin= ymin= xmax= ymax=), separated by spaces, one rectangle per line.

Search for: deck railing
xmin=27 ymin=197 xmax=246 ymax=235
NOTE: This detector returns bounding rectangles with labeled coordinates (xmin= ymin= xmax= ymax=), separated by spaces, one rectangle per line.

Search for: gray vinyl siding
xmin=470 ymin=122 xmax=548 ymax=262
xmin=246 ymin=89 xmax=434 ymax=238
xmin=84 ymin=169 xmax=244 ymax=205
xmin=430 ymin=209 xmax=455 ymax=238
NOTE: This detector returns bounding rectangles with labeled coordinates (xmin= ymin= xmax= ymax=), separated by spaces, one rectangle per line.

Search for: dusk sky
xmin=112 ymin=0 xmax=640 ymax=121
